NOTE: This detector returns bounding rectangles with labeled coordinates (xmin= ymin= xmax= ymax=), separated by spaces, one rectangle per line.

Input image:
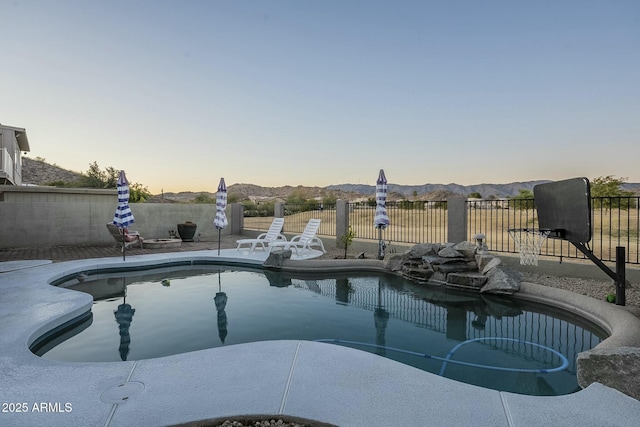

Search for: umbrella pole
xmin=378 ymin=227 xmax=384 ymax=260
xmin=218 ymin=229 xmax=221 ymax=255
xmin=122 ymin=230 xmax=126 ymax=261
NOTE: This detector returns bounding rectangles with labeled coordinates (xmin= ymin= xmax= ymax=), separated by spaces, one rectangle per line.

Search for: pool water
xmin=38 ymin=265 xmax=605 ymax=396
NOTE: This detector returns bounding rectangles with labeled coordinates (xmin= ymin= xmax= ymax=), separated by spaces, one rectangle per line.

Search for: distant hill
xmin=22 ymin=157 xmax=83 ymax=185
xmin=326 ymin=181 xmax=555 ymax=199
xmin=20 ymin=157 xmax=640 ymax=200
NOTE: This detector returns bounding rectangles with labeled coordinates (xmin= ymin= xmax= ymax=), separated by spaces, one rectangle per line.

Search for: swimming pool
xmin=36 ymin=264 xmax=606 ymax=396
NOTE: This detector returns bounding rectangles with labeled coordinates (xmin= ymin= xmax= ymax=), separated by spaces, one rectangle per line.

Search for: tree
xmin=77 ymin=162 xmax=119 ymax=189
xmin=340 ymin=226 xmax=356 ymax=259
xmin=321 ymin=193 xmax=337 ymax=206
xmin=509 ymin=189 xmax=534 ymax=210
xmin=129 ymin=182 xmax=152 ymax=203
xmin=591 ymin=175 xmax=635 ymax=210
xmin=194 ymin=193 xmax=215 ymax=204
xmin=77 ymin=162 xmax=150 ymax=203
xmin=286 ymin=189 xmax=308 ymax=205
xmin=286 ymin=189 xmax=317 ymax=213
xmin=468 ymin=192 xmax=482 ymax=199
xmin=227 ymin=192 xmax=241 ymax=204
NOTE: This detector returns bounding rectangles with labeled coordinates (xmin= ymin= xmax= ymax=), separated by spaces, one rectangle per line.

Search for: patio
xmin=1 ymin=238 xmax=639 ymax=426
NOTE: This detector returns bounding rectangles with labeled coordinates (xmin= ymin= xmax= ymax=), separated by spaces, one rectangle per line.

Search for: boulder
xmin=453 ymin=241 xmax=478 ymax=258
xmin=481 ymin=257 xmax=501 ymax=275
xmin=577 ymin=347 xmax=640 ymax=400
xmin=408 ymin=243 xmax=440 ymax=259
xmin=262 ymin=249 xmax=292 ymax=268
xmin=476 ymin=253 xmax=497 ymax=271
xmin=437 ymin=246 xmax=465 ymax=258
xmin=384 ymin=253 xmax=410 ymax=272
xmin=435 ymin=261 xmax=478 ymax=274
xmin=422 ymin=255 xmax=464 ymax=265
xmin=401 ymin=265 xmax=434 ymax=282
xmin=386 ymin=242 xmax=522 ymax=296
xmin=446 ymin=272 xmax=488 ymax=290
xmin=480 ymin=266 xmax=521 ymax=294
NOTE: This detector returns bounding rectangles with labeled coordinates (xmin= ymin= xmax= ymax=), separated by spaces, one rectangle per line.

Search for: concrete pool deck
xmin=1 ymin=247 xmax=640 ymax=426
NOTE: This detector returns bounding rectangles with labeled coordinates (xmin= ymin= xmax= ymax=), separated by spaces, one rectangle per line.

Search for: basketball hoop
xmin=508 ymin=229 xmax=551 ymax=266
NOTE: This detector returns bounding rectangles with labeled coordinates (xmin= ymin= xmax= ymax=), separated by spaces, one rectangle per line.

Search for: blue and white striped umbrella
xmin=374 ymin=169 xmax=390 ymax=229
xmin=214 ymin=177 xmax=228 ymax=255
xmin=214 ymin=177 xmax=228 ymax=230
xmin=113 ymin=171 xmax=135 ymax=228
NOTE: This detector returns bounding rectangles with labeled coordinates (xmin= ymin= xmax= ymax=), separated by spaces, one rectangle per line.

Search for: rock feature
xmin=263 ymin=249 xmax=292 ymax=268
xmin=577 ymin=347 xmax=640 ymax=400
xmin=384 ymin=241 xmax=521 ymax=295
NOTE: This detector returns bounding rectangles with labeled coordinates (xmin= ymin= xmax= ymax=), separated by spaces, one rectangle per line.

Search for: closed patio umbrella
xmin=214 ymin=177 xmax=228 ymax=255
xmin=374 ymin=169 xmax=390 ymax=260
xmin=113 ymin=171 xmax=135 ymax=260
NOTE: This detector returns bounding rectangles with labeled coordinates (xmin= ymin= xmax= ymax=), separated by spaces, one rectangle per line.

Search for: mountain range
xmin=21 ymin=157 xmax=640 ymax=202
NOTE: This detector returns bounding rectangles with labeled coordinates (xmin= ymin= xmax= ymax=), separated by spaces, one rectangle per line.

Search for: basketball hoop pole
xmin=616 ymin=246 xmax=626 ymax=306
xmin=570 ymin=242 xmax=627 ymax=306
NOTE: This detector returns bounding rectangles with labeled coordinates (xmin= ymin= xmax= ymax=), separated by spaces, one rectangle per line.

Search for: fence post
xmin=274 ymin=201 xmax=285 ymax=218
xmin=336 ymin=199 xmax=349 ymax=249
xmin=447 ymin=197 xmax=467 ymax=243
xmin=231 ymin=203 xmax=244 ymax=235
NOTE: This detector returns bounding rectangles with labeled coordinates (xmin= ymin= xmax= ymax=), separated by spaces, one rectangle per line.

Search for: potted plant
xmin=177 ymin=221 xmax=198 ymax=242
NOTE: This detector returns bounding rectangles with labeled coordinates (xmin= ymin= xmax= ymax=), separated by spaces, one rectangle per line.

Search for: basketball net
xmin=508 ymin=229 xmax=550 ymax=266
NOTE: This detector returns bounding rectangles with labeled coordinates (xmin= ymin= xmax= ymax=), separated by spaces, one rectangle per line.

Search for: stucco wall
xmin=0 ymin=186 xmax=239 ymax=248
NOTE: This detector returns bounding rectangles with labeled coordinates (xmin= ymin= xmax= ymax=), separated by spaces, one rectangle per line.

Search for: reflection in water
xmin=374 ymin=281 xmax=389 ymax=356
xmin=114 ymin=283 xmax=135 ymax=361
xmin=446 ymin=307 xmax=467 ymax=342
xmin=44 ymin=265 xmax=605 ymax=396
xmin=214 ymin=271 xmax=228 ymax=344
xmin=335 ymin=278 xmax=351 ymax=304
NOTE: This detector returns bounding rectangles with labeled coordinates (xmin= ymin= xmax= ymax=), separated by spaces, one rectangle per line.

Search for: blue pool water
xmin=37 ymin=264 xmax=605 ymax=396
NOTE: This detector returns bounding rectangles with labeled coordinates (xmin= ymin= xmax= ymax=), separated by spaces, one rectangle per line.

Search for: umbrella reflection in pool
xmin=113 ymin=279 xmax=135 ymax=361
xmin=214 ymin=270 xmax=228 ymax=344
xmin=374 ymin=279 xmax=389 ymax=357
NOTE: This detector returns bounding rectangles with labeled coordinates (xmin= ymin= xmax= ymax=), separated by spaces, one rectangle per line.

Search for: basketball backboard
xmin=534 ymin=177 xmax=591 ymax=243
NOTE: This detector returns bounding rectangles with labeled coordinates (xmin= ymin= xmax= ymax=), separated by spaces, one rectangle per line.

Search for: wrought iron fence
xmin=242 ymin=196 xmax=639 ymax=264
xmin=467 ymin=197 xmax=640 ymax=264
xmin=347 ymin=201 xmax=448 ymax=244
xmin=282 ymin=203 xmax=336 ymax=236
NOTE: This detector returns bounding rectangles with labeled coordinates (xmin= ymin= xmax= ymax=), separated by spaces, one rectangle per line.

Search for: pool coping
xmin=1 ymin=249 xmax=639 ymax=426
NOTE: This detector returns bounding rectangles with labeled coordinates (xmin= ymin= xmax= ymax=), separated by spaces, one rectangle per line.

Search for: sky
xmin=1 ymin=0 xmax=639 ymax=194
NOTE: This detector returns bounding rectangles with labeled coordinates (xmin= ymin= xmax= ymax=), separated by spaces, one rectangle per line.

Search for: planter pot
xmin=177 ymin=223 xmax=197 ymax=242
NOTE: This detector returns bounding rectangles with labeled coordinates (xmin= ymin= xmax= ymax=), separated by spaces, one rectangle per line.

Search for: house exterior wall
xmin=0 ymin=125 xmax=28 ymax=186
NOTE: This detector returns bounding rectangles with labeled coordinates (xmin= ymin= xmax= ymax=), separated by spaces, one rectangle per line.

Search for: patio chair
xmin=236 ymin=218 xmax=287 ymax=253
xmin=106 ymin=223 xmax=143 ymax=250
xmin=268 ymin=218 xmax=326 ymax=255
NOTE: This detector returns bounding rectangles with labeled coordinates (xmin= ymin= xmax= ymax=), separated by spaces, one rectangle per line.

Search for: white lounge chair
xmin=236 ymin=218 xmax=286 ymax=252
xmin=268 ymin=218 xmax=326 ymax=255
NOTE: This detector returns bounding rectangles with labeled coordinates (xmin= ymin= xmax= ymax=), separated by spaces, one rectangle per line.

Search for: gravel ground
xmin=520 ymin=271 xmax=640 ymax=310
xmin=179 ymin=415 xmax=335 ymax=427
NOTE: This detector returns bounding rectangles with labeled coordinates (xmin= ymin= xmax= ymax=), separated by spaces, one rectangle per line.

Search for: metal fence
xmin=347 ymin=201 xmax=448 ymax=244
xmin=242 ymin=196 xmax=640 ymax=265
xmin=467 ymin=197 xmax=640 ymax=264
